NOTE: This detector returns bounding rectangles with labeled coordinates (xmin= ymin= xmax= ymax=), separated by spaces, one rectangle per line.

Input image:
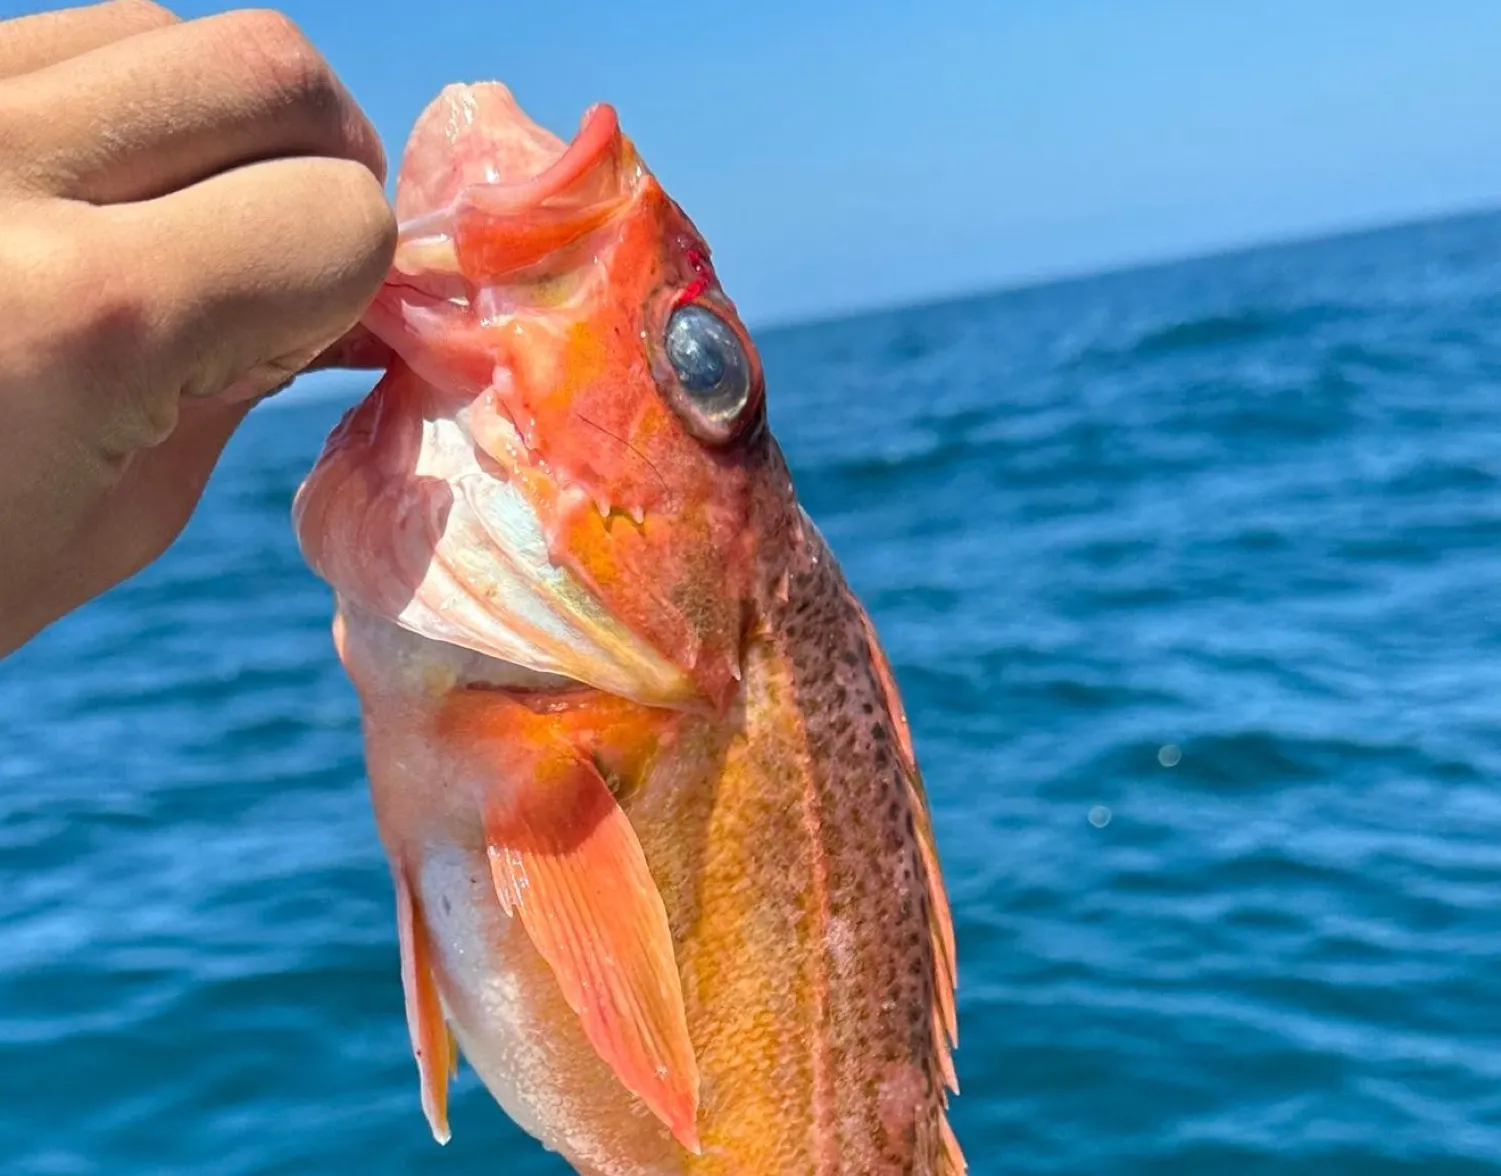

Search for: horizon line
xmin=746 ymin=199 xmax=1501 ymax=337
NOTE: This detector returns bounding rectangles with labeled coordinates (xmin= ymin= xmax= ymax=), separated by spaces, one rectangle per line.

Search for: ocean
xmin=4 ymin=209 xmax=1501 ymax=1175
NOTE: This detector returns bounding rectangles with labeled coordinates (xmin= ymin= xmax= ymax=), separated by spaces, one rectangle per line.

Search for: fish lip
xmin=469 ymin=102 xmax=620 ymax=216
xmin=393 ymin=103 xmax=625 ymax=276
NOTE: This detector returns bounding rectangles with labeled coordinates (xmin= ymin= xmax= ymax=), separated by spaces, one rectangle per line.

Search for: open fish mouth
xmin=388 ymin=88 xmax=633 ymax=282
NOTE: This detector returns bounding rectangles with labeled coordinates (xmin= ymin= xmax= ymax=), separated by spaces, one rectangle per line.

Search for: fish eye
xmin=663 ymin=304 xmax=753 ymax=442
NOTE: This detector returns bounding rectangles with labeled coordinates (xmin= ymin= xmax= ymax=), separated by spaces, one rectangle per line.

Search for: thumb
xmin=304 ymin=324 xmax=396 ymax=374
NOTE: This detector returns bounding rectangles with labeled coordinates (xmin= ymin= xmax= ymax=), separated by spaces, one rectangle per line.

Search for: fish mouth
xmin=390 ymin=88 xmax=632 ymax=280
xmin=298 ymin=84 xmax=696 ymax=710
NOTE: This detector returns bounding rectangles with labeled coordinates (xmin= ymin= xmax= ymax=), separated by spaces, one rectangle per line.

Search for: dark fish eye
xmin=663 ymin=304 xmax=752 ymax=438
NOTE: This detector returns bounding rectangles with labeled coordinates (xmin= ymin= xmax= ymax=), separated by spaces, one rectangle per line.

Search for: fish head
xmin=298 ymin=84 xmax=782 ymax=713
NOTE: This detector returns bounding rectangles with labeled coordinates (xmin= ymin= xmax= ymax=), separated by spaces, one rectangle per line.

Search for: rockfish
xmin=293 ymin=82 xmax=962 ymax=1175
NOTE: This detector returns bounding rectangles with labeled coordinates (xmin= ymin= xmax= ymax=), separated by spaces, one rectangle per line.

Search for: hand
xmin=0 ymin=1 xmax=397 ymax=656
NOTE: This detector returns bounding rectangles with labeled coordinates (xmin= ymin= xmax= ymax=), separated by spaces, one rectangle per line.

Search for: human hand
xmin=0 ymin=1 xmax=397 ymax=656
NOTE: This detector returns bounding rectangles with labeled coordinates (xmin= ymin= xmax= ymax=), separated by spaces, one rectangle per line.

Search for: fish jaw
xmin=292 ymin=361 xmax=697 ymax=708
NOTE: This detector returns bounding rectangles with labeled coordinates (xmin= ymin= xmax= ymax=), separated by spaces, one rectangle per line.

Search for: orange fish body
xmin=294 ymin=83 xmax=961 ymax=1174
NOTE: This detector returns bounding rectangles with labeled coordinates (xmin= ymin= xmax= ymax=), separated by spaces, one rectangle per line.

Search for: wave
xmin=1072 ymin=301 xmax=1352 ymax=366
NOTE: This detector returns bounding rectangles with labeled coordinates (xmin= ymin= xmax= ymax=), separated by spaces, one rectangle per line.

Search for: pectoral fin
xmin=482 ymin=747 xmax=701 ymax=1154
xmin=394 ymin=864 xmax=455 ymax=1144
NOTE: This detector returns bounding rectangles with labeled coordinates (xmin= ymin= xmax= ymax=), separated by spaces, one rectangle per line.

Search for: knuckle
xmin=221 ymin=7 xmax=311 ymax=54
xmin=110 ymin=394 xmax=180 ymax=455
xmin=101 ymin=0 xmax=179 ymax=32
xmin=114 ymin=364 xmax=182 ymax=452
xmin=221 ymin=9 xmax=340 ymax=115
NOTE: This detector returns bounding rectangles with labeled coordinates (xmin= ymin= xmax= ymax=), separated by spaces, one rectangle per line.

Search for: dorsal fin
xmin=854 ymin=603 xmax=964 ymax=1174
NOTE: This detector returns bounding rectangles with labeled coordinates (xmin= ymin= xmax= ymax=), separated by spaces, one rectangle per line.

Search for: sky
xmin=10 ymin=0 xmax=1501 ymax=325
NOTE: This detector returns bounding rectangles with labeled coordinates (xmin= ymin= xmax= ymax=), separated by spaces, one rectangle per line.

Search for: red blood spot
xmin=673 ymin=247 xmax=712 ymax=308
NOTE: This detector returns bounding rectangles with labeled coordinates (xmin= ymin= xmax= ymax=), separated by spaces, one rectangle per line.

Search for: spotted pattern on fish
xmin=760 ymin=523 xmax=962 ymax=1175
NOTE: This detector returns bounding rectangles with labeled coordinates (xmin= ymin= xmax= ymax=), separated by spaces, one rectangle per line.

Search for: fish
xmin=293 ymin=81 xmax=962 ymax=1175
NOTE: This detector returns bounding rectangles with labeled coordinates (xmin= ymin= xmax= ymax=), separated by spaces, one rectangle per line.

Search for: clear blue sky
xmin=12 ymin=0 xmax=1501 ymax=325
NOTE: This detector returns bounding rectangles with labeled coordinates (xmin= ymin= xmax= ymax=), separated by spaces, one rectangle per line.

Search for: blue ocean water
xmin=6 ymin=209 xmax=1501 ymax=1175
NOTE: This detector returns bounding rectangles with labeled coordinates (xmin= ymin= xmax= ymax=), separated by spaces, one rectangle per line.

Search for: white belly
xmin=415 ymin=845 xmax=681 ymax=1175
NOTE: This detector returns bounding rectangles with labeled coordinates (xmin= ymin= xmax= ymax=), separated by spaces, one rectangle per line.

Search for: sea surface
xmin=5 ymin=210 xmax=1501 ymax=1175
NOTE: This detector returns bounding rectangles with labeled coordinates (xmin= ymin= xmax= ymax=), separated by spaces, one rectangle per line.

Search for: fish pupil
xmin=673 ymin=332 xmax=726 ymax=391
xmin=666 ymin=305 xmax=746 ymax=402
